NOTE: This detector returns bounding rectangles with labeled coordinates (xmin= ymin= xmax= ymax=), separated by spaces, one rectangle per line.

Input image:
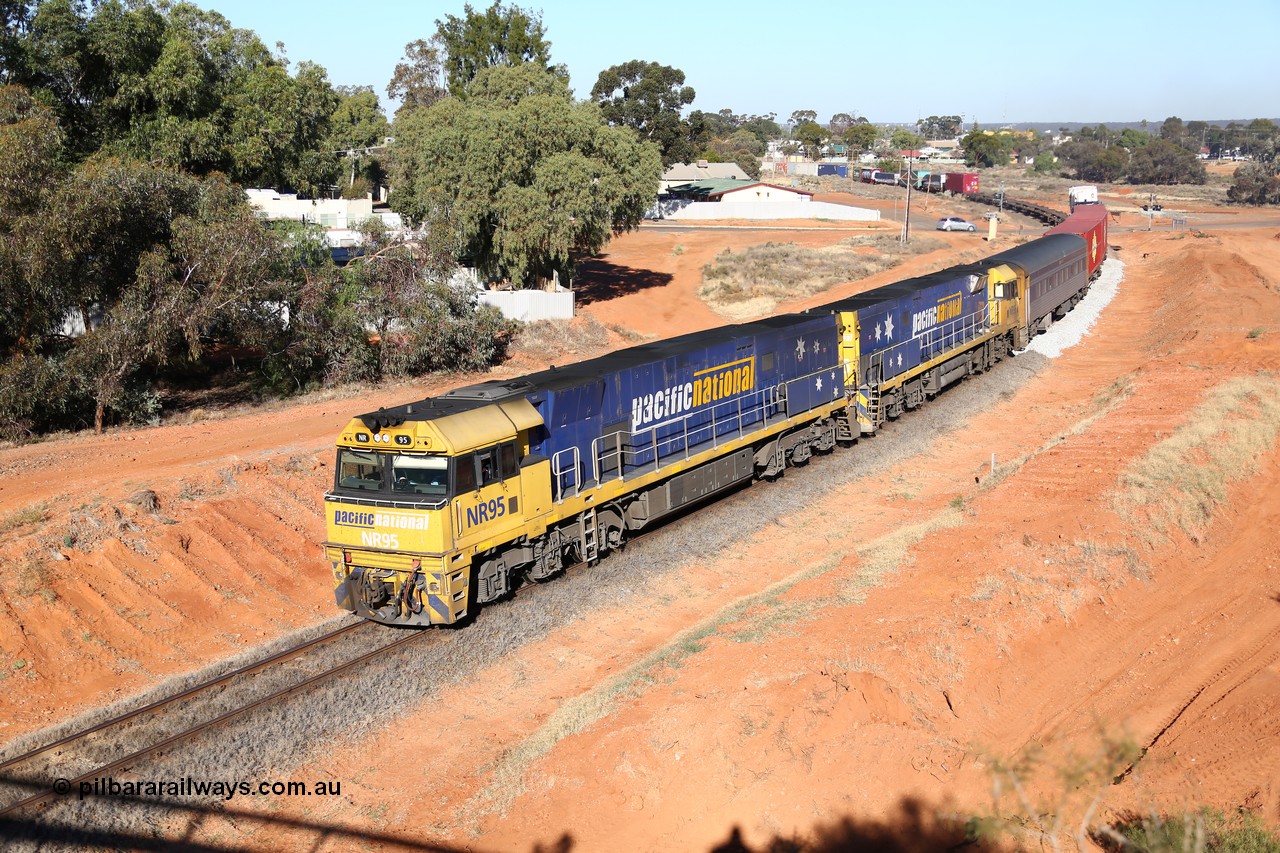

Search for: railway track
xmin=0 ymin=619 xmax=427 ymax=819
xmin=964 ymin=191 xmax=1068 ymax=225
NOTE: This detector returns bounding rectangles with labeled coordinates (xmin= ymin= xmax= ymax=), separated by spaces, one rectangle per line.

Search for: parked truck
xmin=1068 ymin=185 xmax=1099 ymax=211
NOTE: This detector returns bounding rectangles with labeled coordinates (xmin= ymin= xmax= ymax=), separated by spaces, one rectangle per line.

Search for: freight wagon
xmin=1047 ymin=203 xmax=1108 ymax=280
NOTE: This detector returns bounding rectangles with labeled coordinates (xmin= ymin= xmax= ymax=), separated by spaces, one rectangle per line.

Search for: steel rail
xmin=1 ymin=628 xmax=428 ymax=816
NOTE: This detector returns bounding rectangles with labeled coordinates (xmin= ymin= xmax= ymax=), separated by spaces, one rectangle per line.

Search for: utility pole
xmin=902 ymin=153 xmax=913 ymax=243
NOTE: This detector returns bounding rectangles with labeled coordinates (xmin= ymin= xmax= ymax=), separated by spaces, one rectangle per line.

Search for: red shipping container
xmin=944 ymin=172 xmax=979 ymax=194
xmin=1047 ymin=204 xmax=1109 ymax=279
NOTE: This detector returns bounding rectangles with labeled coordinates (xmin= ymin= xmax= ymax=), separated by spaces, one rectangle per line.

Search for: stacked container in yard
xmin=944 ymin=172 xmax=979 ymax=194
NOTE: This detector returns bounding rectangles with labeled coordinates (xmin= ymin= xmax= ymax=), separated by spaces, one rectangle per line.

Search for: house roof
xmin=661 ymin=161 xmax=749 ymax=181
xmin=665 ymin=180 xmax=814 ymax=200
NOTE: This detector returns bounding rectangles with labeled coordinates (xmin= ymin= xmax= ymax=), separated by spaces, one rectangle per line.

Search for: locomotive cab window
xmin=498 ymin=442 xmax=518 ymax=478
xmin=451 ymin=443 xmax=519 ymax=494
xmin=453 ymin=453 xmax=477 ymax=493
xmin=337 ymin=450 xmax=382 ymax=491
xmin=476 ymin=448 xmax=499 ymax=486
xmin=390 ymin=454 xmax=448 ymax=497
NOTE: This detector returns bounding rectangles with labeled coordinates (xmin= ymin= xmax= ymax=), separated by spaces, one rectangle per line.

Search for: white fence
xmin=654 ymin=200 xmax=880 ymax=222
xmin=477 ymin=289 xmax=575 ymax=322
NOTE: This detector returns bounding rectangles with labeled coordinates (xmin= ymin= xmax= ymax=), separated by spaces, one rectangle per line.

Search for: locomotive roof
xmin=354 ymin=310 xmax=836 ymax=427
xmin=354 ymin=231 xmax=1094 ymax=430
xmin=810 ymin=261 xmax=989 ymax=315
xmin=1046 ymin=204 xmax=1108 ymax=238
xmin=983 ymin=232 xmax=1083 ymax=273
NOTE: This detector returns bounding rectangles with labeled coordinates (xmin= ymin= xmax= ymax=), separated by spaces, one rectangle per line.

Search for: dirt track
xmin=3 ymin=191 xmax=1280 ymax=850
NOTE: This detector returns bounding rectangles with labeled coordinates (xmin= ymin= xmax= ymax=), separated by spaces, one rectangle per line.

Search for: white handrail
xmin=551 ymin=446 xmax=580 ymax=502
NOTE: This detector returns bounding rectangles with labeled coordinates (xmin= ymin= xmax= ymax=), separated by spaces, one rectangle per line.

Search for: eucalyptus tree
xmin=389 ymin=63 xmax=661 ymax=288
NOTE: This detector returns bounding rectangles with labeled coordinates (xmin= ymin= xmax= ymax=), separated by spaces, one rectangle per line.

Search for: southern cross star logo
xmin=897 ymin=353 xmax=903 ymax=368
xmin=796 ymin=337 xmax=807 ymax=360
xmin=815 ymin=375 xmax=823 ymax=392
xmin=875 ymin=323 xmax=882 ymax=341
xmin=884 ymin=314 xmax=895 ymax=339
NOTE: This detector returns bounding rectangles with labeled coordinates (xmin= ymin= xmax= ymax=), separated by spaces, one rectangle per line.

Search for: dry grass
xmin=698 ymin=234 xmax=945 ymax=317
xmin=1115 ymin=374 xmax=1280 ymax=545
xmin=0 ymin=502 xmax=47 ymax=534
xmin=508 ymin=315 xmax=612 ymax=361
xmin=1075 ymin=540 xmax=1150 ymax=585
xmin=14 ymin=556 xmax=58 ymax=603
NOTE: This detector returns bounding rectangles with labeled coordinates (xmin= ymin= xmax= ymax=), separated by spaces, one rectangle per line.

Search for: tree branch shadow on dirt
xmin=706 ymin=797 xmax=975 ymax=853
xmin=0 ymin=776 xmax=471 ymax=853
xmin=570 ymin=258 xmax=673 ymax=306
xmin=0 ymin=783 xmax=975 ymax=852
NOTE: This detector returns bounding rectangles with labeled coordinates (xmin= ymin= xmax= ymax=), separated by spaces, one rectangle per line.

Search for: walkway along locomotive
xmin=322 ymin=203 xmax=1109 ymax=626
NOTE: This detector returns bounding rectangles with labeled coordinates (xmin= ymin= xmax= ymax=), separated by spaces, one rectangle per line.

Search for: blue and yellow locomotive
xmin=323 ymin=207 xmax=1107 ymax=626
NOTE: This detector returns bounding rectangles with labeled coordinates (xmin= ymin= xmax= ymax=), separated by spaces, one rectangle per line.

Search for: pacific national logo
xmin=632 ymin=357 xmax=756 ymax=429
xmin=912 ymin=292 xmax=963 ymax=336
xmin=334 ymin=510 xmax=428 ymax=531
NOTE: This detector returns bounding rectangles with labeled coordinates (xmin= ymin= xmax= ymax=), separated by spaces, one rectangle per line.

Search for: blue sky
xmin=194 ymin=0 xmax=1279 ymax=126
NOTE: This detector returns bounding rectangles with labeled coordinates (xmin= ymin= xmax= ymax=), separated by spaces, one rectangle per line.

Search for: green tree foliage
xmin=843 ymin=122 xmax=878 ymax=153
xmin=1159 ymin=115 xmax=1185 ymax=144
xmin=738 ymin=113 xmax=781 ymax=146
xmin=793 ymin=120 xmax=825 ymax=160
xmin=1030 ymin=151 xmax=1057 ymax=174
xmin=8 ymin=0 xmax=340 ymax=192
xmin=960 ymin=128 xmax=1011 ymax=168
xmin=890 ymin=128 xmax=925 ymax=152
xmin=699 ymin=109 xmax=738 ymax=140
xmin=435 ymin=1 xmax=555 ymax=96
xmin=828 ymin=112 xmax=855 ymax=136
xmin=1057 ymin=140 xmax=1129 ymax=182
xmin=0 ymin=152 xmax=301 ymax=434
xmin=706 ymin=128 xmax=762 ymax=159
xmin=702 ymin=128 xmax=763 ymax=178
xmin=788 ymin=109 xmax=817 ymax=129
xmin=1117 ymin=127 xmax=1152 ymax=151
xmin=389 ymin=63 xmax=661 ymax=288
xmin=0 ymin=6 xmax=528 ymax=439
xmin=386 ymin=38 xmax=447 ymax=116
xmin=328 ymin=220 xmax=518 ymax=382
xmin=1228 ymin=163 xmax=1280 ymax=204
xmin=734 ymin=151 xmax=761 ymax=180
xmin=691 ymin=109 xmax=778 ymax=173
xmin=917 ymin=115 xmax=962 ymax=138
xmin=1243 ymin=118 xmax=1279 ymax=162
xmin=328 ymin=86 xmax=390 ymax=195
xmin=591 ymin=60 xmax=696 ymax=167
xmin=1127 ymin=139 xmax=1206 ymax=185
xmin=0 ymin=86 xmax=65 ymax=354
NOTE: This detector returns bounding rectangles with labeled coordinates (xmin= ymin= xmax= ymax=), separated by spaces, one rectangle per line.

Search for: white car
xmin=936 ymin=216 xmax=976 ymax=232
